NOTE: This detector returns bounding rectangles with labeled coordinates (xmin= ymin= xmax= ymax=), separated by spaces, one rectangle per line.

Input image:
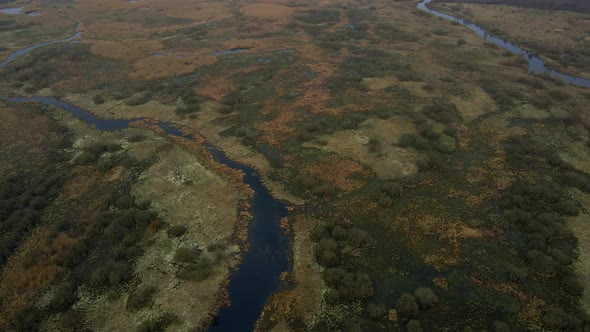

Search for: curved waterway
xmin=0 ymin=31 xmax=81 ymax=69
xmin=417 ymin=0 xmax=590 ymax=88
xmin=0 ymin=33 xmax=289 ymax=330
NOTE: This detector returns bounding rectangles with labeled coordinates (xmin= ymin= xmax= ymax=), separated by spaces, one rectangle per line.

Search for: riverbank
xmin=429 ymin=1 xmax=590 ymax=78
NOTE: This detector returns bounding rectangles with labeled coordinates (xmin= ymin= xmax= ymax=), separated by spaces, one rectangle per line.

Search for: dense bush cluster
xmin=296 ymin=112 xmax=368 ymax=142
xmin=398 ymin=119 xmax=458 ymax=172
xmin=174 ymin=89 xmax=202 ymax=117
xmin=0 ymin=171 xmax=65 ymax=266
xmin=499 ymin=180 xmax=585 ymax=328
xmin=127 ymin=285 xmax=157 ymax=311
xmin=421 ymin=100 xmax=462 ymax=124
xmin=75 ymin=141 xmax=121 ymax=166
xmin=323 ymin=268 xmax=373 ymax=301
xmin=296 ymin=9 xmax=340 ymax=25
xmin=173 ymin=246 xmax=214 ymax=281
xmin=378 ymin=181 xmax=403 ymax=207
xmin=294 ymin=174 xmax=337 ymax=197
xmin=311 ymin=220 xmax=374 ymax=301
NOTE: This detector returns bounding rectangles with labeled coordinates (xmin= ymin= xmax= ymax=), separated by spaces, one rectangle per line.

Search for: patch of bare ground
xmin=256 ymin=215 xmax=325 ymax=331
xmin=304 ymin=116 xmax=420 ymax=179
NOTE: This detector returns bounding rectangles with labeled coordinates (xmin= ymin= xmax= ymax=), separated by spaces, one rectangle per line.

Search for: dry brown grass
xmin=304 ymin=155 xmax=367 ymax=192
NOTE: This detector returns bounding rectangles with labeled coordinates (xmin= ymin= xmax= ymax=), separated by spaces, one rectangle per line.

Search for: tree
xmin=396 ymin=293 xmax=420 ymax=318
xmin=50 ymin=282 xmax=78 ymax=311
xmin=316 ymin=238 xmax=338 ymax=266
xmin=92 ymin=95 xmax=105 ymax=105
xmin=407 ymin=320 xmax=423 ymax=332
xmin=127 ymin=285 xmax=157 ymax=311
xmin=366 ymin=303 xmax=387 ymax=319
xmin=414 ymin=287 xmax=438 ymax=308
xmin=168 ymin=225 xmax=187 ymax=238
xmin=494 ymin=320 xmax=511 ymax=332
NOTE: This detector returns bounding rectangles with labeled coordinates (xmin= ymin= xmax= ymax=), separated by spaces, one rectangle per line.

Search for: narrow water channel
xmin=0 ymin=31 xmax=81 ymax=69
xmin=417 ymin=0 xmax=590 ymax=88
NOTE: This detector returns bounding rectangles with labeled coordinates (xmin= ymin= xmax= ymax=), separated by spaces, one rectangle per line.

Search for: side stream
xmin=417 ymin=0 xmax=590 ymax=88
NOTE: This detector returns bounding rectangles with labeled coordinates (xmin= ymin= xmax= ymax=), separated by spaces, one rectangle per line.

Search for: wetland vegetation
xmin=1 ymin=0 xmax=590 ymax=331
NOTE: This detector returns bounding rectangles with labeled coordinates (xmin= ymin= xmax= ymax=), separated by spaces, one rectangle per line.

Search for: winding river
xmin=0 ymin=32 xmax=289 ymax=331
xmin=417 ymin=0 xmax=590 ymax=88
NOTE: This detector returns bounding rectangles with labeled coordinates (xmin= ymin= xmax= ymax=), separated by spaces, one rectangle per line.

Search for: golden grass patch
xmin=451 ymin=87 xmax=496 ymax=122
xmin=88 ymin=39 xmax=163 ymax=61
xmin=241 ymin=3 xmax=294 ymax=19
xmin=150 ymin=1 xmax=232 ymax=21
xmin=304 ymin=116 xmax=419 ymax=179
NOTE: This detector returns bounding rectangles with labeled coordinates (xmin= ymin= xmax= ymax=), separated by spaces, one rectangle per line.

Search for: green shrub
xmin=506 ymin=264 xmax=527 ymax=282
xmin=407 ymin=320 xmax=423 ymax=332
xmin=382 ymin=182 xmax=403 ymax=198
xmin=168 ymin=225 xmax=187 ymax=238
xmin=93 ymin=95 xmax=105 ymax=105
xmin=174 ymin=247 xmax=201 ymax=264
xmin=322 ymin=268 xmax=373 ymax=300
xmin=75 ymin=151 xmax=98 ymax=165
xmin=11 ymin=306 xmax=43 ymax=332
xmin=312 ymin=184 xmax=336 ymax=197
xmin=127 ymin=285 xmax=157 ymax=311
xmin=396 ymin=293 xmax=419 ymax=318
xmin=367 ymin=138 xmax=382 ymax=153
xmin=494 ymin=321 xmax=511 ymax=332
xmin=125 ymin=94 xmax=150 ymax=106
xmin=316 ymin=238 xmax=338 ymax=266
xmin=562 ymin=276 xmax=583 ymax=296
xmin=128 ymin=133 xmax=147 ymax=142
xmin=347 ymin=229 xmax=373 ymax=248
xmin=414 ymin=287 xmax=438 ymax=308
xmin=366 ymin=303 xmax=387 ymax=320
xmin=297 ymin=9 xmax=340 ymax=25
xmin=178 ymin=258 xmax=212 ymax=281
xmin=50 ymin=282 xmax=78 ymax=312
xmin=91 ymin=260 xmax=132 ymax=286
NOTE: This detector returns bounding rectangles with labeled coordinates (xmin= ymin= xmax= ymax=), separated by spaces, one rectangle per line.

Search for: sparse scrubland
xmin=1 ymin=0 xmax=590 ymax=330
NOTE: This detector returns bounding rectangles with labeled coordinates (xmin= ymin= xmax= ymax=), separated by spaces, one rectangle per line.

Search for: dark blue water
xmin=0 ymin=6 xmax=22 ymax=14
xmin=156 ymin=123 xmax=290 ymax=332
xmin=0 ymin=95 xmax=290 ymax=331
xmin=417 ymin=0 xmax=590 ymax=88
xmin=0 ymin=96 xmax=137 ymax=130
xmin=210 ymin=48 xmax=249 ymax=56
xmin=206 ymin=147 xmax=288 ymax=332
xmin=0 ymin=31 xmax=81 ymax=69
